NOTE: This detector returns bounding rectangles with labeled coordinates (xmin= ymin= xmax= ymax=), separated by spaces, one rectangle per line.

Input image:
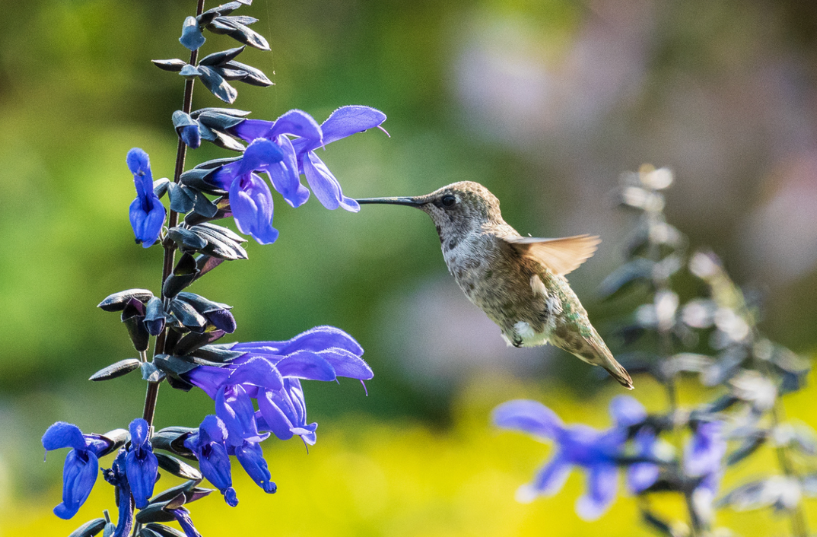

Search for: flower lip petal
xmin=54 ymin=449 xmax=99 ymax=519
xmin=492 ymin=400 xmax=563 ymax=439
xmin=229 ymin=172 xmax=279 ymax=245
xmin=320 ymin=105 xmax=387 ymax=145
xmin=303 ymin=151 xmax=341 ymax=210
xmin=43 ymin=422 xmax=88 ymax=452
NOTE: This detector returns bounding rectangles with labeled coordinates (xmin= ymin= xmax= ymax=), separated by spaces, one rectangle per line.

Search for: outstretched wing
xmin=503 ymin=234 xmax=601 ymax=276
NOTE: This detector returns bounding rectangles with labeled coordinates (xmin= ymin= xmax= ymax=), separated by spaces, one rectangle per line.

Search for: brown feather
xmin=504 ymin=234 xmax=601 ymax=275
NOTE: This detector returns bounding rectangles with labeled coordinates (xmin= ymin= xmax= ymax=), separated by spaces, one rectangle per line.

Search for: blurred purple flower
xmin=126 ymin=148 xmax=166 ymax=248
xmin=125 ymin=418 xmax=158 ymax=509
xmin=608 ymin=396 xmax=659 ymax=494
xmin=685 ymin=421 xmax=726 ymax=498
xmin=493 ymin=400 xmax=626 ymax=520
xmin=42 ymin=422 xmax=114 ymax=519
xmin=183 ymin=415 xmax=238 ymax=507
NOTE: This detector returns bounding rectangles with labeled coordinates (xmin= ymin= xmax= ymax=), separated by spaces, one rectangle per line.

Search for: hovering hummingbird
xmin=357 ymin=181 xmax=633 ymax=389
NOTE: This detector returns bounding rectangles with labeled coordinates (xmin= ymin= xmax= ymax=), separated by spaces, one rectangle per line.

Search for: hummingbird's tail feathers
xmin=504 ymin=235 xmax=601 ymax=276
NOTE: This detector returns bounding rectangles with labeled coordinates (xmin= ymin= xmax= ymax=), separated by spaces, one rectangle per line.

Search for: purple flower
xmin=209 ymin=107 xmax=386 ymax=244
xmin=42 ymin=422 xmax=115 ymax=519
xmin=171 ymin=507 xmax=203 ymax=537
xmin=232 ymin=439 xmax=277 ymax=494
xmin=492 ymin=400 xmax=627 ymax=520
xmin=126 ymin=148 xmax=166 ymax=248
xmin=125 ymin=418 xmax=158 ymax=509
xmin=183 ymin=415 xmax=238 ymax=506
xmin=102 ymin=449 xmax=133 ymax=537
xmin=608 ymin=396 xmax=659 ymax=494
xmin=184 ymin=326 xmax=371 ymax=447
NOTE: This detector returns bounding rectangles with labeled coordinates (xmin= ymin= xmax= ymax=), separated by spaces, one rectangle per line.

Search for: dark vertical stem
xmin=142 ymin=0 xmax=207 ymax=427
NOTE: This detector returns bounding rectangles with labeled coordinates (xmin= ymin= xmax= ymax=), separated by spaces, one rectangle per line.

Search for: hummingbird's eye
xmin=441 ymin=194 xmax=456 ymax=207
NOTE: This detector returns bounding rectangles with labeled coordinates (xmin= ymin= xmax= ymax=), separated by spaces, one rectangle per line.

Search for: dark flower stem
xmin=142 ymin=0 xmax=207 ymax=428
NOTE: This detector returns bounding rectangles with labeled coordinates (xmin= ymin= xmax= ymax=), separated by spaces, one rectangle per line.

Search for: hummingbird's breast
xmin=442 ymin=226 xmax=551 ymax=342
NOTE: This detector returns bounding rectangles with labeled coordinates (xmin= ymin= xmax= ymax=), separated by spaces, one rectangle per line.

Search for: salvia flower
xmin=185 ymin=326 xmax=371 ymax=447
xmin=608 ymin=396 xmax=660 ymax=493
xmin=102 ymin=448 xmax=133 ymax=537
xmin=124 ymin=418 xmax=158 ymax=508
xmin=209 ymin=107 xmax=387 ymax=243
xmin=493 ymin=399 xmax=633 ymax=520
xmin=42 ymin=422 xmax=114 ymax=519
xmin=127 ymin=148 xmax=166 ymax=248
xmin=184 ymin=415 xmax=238 ymax=506
xmin=685 ymin=420 xmax=726 ymax=499
xmin=171 ymin=507 xmax=203 ymax=537
xmin=231 ymin=439 xmax=277 ymax=494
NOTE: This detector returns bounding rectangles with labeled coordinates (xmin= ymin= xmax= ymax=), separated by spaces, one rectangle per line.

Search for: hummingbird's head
xmin=357 ymin=181 xmax=503 ymax=242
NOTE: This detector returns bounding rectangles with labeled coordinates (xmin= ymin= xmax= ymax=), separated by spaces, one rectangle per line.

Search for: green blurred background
xmin=1 ymin=0 xmax=816 ymax=534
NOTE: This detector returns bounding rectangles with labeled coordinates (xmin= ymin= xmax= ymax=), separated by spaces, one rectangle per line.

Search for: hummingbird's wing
xmin=504 ymin=234 xmax=600 ymax=275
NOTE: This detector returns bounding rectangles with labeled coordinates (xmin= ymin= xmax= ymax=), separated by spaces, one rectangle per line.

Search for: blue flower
xmin=127 ymin=148 xmax=166 ymax=248
xmin=42 ymin=422 xmax=115 ymax=519
xmin=124 ymin=418 xmax=158 ymax=509
xmin=183 ymin=415 xmax=238 ymax=507
xmin=171 ymin=507 xmax=203 ymax=537
xmin=684 ymin=421 xmax=726 ymax=500
xmin=102 ymin=448 xmax=133 ymax=537
xmin=208 ymin=107 xmax=387 ymax=244
xmin=179 ymin=123 xmax=202 ymax=149
xmin=185 ymin=326 xmax=371 ymax=447
xmin=492 ymin=400 xmax=628 ymax=520
xmin=231 ymin=439 xmax=277 ymax=494
xmin=608 ymin=396 xmax=659 ymax=494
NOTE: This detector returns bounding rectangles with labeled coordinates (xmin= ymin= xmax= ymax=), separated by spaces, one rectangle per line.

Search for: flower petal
xmin=257 ymin=390 xmax=295 ymax=441
xmin=576 ymin=464 xmax=618 ymax=521
xmin=303 ymin=151 xmax=341 ymax=210
xmin=268 ymin=110 xmax=322 ymax=146
xmin=229 ymin=119 xmax=273 ymax=143
xmin=235 ymin=326 xmax=364 ymax=356
xmin=125 ymin=447 xmax=158 ymax=509
xmin=492 ymin=400 xmax=563 ymax=439
xmin=172 ymin=507 xmax=203 ymax=537
xmin=216 ymin=385 xmax=259 ymax=446
xmin=276 ymin=351 xmax=337 ymax=381
xmin=43 ymin=422 xmax=87 ymax=452
xmin=237 ymin=139 xmax=284 ymax=175
xmin=234 ymin=441 xmax=277 ymax=494
xmin=608 ymin=396 xmax=647 ymax=428
xmin=227 ymin=357 xmax=284 ymax=391
xmin=54 ymin=450 xmax=99 ymax=519
xmin=229 ymin=173 xmax=279 ymax=245
xmin=266 ymin=136 xmax=310 ymax=208
xmin=320 ymin=106 xmax=387 ymax=145
xmin=518 ymin=455 xmax=571 ymax=501
xmin=186 ymin=365 xmax=232 ymax=400
xmin=317 ymin=348 xmax=373 ymax=380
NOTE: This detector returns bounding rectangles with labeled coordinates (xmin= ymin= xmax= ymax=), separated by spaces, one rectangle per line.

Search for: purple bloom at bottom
xmin=493 ymin=400 xmax=626 ymax=520
xmin=184 ymin=415 xmax=238 ymax=507
xmin=125 ymin=418 xmax=158 ymax=509
xmin=42 ymin=422 xmax=114 ymax=519
xmin=684 ymin=421 xmax=726 ymax=518
xmin=102 ymin=449 xmax=134 ymax=537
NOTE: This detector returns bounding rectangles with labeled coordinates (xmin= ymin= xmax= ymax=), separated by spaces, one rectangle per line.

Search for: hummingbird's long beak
xmin=355 ymin=196 xmax=424 ymax=207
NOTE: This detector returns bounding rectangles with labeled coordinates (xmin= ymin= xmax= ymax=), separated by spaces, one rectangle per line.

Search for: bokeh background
xmin=1 ymin=0 xmax=816 ymax=535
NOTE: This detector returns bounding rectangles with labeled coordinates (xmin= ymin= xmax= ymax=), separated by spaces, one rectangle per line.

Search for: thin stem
xmin=142 ymin=0 xmax=207 ymax=427
xmin=646 ymin=210 xmax=703 ymax=537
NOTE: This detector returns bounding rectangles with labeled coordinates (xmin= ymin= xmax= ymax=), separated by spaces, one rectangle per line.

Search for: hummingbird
xmin=356 ymin=181 xmax=633 ymax=389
